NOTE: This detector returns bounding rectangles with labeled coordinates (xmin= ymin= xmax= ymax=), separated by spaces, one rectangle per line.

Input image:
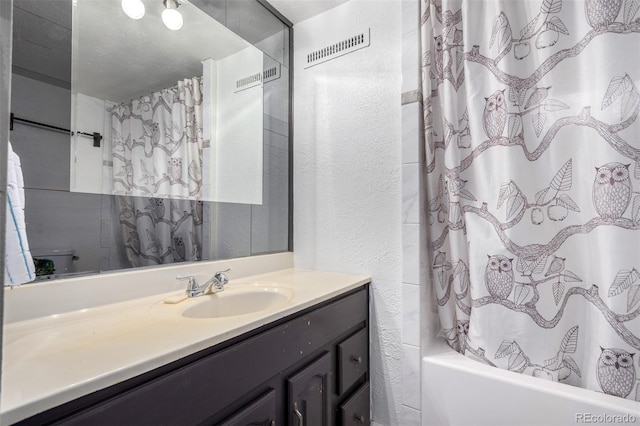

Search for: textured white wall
xmin=292 ymin=1 xmax=403 ymax=424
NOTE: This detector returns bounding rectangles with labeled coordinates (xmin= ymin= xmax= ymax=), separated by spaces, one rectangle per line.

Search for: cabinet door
xmin=287 ymin=352 xmax=331 ymax=426
xmin=218 ymin=389 xmax=277 ymax=426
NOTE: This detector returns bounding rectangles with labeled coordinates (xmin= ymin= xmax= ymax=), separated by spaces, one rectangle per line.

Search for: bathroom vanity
xmin=2 ymin=266 xmax=370 ymax=426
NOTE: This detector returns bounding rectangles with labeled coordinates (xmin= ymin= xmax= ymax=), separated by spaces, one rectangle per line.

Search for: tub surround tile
xmin=215 ymin=203 xmax=252 ymax=260
xmin=419 ymin=222 xmax=429 ymax=280
xmin=402 ymin=283 xmax=420 ymax=346
xmin=402 ymin=0 xmax=419 ymax=34
xmin=401 ymin=90 xmax=421 ymax=105
xmin=402 ymin=29 xmax=419 ymax=94
xmin=402 ymin=102 xmax=420 ymax=163
xmin=400 ymin=405 xmax=421 ymax=426
xmin=403 ymin=224 xmax=420 ymax=284
xmin=402 ymin=0 xmax=419 ymax=94
xmin=402 ymin=164 xmax=420 ymax=224
xmin=402 ymin=343 xmax=421 ymax=410
xmin=401 ymin=0 xmax=423 ymax=420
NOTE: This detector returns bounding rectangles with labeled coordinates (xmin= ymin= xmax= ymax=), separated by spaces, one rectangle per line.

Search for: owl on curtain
xmin=173 ymin=236 xmax=186 ymax=261
xmin=592 ymin=163 xmax=631 ymax=220
xmin=482 ymin=89 xmax=507 ymax=140
xmin=433 ymin=35 xmax=444 ymax=80
xmin=597 ymin=347 xmax=636 ymax=398
xmin=485 ymin=255 xmax=514 ymax=299
xmin=585 ymin=0 xmax=622 ymax=29
xmin=169 ymin=157 xmax=183 ymax=183
xmin=456 ymin=320 xmax=470 ymax=353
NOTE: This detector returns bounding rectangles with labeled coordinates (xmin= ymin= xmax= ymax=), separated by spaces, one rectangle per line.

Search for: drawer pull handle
xmin=354 ymin=414 xmax=365 ymax=423
xmin=293 ymin=402 xmax=304 ymax=426
xmin=351 ymin=355 xmax=363 ymax=364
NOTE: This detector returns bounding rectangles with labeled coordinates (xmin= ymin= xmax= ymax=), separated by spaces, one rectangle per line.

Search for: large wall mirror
xmin=9 ymin=0 xmax=291 ymax=282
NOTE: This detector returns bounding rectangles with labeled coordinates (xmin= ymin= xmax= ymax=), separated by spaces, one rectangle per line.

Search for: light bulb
xmin=121 ymin=0 xmax=145 ymax=19
xmin=162 ymin=7 xmax=183 ymax=30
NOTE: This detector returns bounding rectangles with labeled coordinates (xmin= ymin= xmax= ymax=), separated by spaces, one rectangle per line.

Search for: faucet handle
xmin=214 ymin=269 xmax=230 ymax=287
xmin=177 ymin=275 xmax=199 ymax=292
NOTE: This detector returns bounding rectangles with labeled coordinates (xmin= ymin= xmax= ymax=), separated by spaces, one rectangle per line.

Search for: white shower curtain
xmin=111 ymin=76 xmax=204 ymax=199
xmin=110 ymin=77 xmax=205 ymax=267
xmin=423 ymin=0 xmax=640 ymax=399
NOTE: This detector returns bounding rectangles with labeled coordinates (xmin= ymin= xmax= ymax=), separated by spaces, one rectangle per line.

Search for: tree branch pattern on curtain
xmin=111 ymin=76 xmax=204 ymax=199
xmin=110 ymin=77 xmax=205 ymax=267
xmin=117 ymin=196 xmax=203 ymax=267
xmin=422 ymin=0 xmax=640 ymax=399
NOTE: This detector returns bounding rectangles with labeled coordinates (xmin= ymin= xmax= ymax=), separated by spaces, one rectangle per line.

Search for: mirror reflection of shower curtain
xmin=110 ymin=77 xmax=205 ymax=266
xmin=116 ymin=196 xmax=203 ymax=267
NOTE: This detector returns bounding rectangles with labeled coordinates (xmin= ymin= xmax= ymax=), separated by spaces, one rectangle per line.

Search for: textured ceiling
xmin=11 ymin=0 xmax=342 ymax=100
xmin=75 ymin=0 xmax=251 ymax=102
xmin=12 ymin=0 xmax=72 ymax=86
xmin=13 ymin=0 xmax=254 ymax=102
xmin=267 ymin=0 xmax=349 ymax=24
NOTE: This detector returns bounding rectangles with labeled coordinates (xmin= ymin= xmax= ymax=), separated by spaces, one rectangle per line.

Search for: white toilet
xmin=31 ymin=248 xmax=77 ymax=276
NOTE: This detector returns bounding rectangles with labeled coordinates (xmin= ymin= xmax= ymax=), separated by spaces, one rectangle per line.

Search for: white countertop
xmin=1 ymin=268 xmax=370 ymax=425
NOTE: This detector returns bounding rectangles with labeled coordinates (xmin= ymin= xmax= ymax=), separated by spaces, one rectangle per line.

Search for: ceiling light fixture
xmin=162 ymin=0 xmax=183 ymax=31
xmin=121 ymin=0 xmax=145 ymax=20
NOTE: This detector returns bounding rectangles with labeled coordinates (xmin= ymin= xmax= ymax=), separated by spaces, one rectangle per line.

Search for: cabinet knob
xmin=270 ymin=421 xmax=276 ymax=426
xmin=354 ymin=414 xmax=365 ymax=423
xmin=351 ymin=355 xmax=362 ymax=364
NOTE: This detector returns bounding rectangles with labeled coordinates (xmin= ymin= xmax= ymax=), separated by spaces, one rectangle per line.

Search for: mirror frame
xmin=0 ymin=0 xmax=14 ymax=390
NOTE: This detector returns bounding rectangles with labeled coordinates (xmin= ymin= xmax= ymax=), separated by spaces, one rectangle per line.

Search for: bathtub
xmin=422 ymin=339 xmax=640 ymax=426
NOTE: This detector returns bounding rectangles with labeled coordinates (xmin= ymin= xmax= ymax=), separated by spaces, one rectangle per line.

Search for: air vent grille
xmin=235 ymin=64 xmax=282 ymax=92
xmin=236 ymin=72 xmax=262 ymax=90
xmin=263 ymin=64 xmax=281 ymax=83
xmin=304 ymin=29 xmax=370 ymax=69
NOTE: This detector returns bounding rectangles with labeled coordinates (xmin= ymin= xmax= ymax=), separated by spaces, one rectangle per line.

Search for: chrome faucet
xmin=177 ymin=269 xmax=230 ymax=298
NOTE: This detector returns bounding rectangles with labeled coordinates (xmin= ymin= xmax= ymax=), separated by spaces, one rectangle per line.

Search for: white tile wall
xmin=403 ymin=163 xmax=420 ymax=224
xmin=401 ymin=0 xmax=423 ymax=420
xmin=402 ymin=283 xmax=420 ymax=347
xmin=214 ymin=203 xmax=252 ymax=259
xmin=251 ymin=141 xmax=289 ymax=254
xmin=401 ymin=343 xmax=421 ymax=410
xmin=402 ymin=0 xmax=419 ymax=94
xmin=400 ymin=405 xmax=421 ymax=425
xmin=24 ymin=189 xmax=102 ymax=273
xmin=402 ymin=224 xmax=420 ymax=284
xmin=402 ymin=103 xmax=420 ymax=164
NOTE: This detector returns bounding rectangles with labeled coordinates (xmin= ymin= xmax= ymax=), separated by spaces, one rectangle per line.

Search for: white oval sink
xmin=181 ymin=285 xmax=294 ymax=319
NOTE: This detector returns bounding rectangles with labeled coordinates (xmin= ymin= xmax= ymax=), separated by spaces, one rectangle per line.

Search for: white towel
xmin=5 ymin=141 xmax=35 ymax=286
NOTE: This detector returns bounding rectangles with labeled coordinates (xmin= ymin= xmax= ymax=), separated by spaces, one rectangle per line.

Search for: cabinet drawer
xmin=218 ymin=389 xmax=276 ymax=426
xmin=340 ymin=382 xmax=370 ymax=426
xmin=337 ymin=328 xmax=368 ymax=395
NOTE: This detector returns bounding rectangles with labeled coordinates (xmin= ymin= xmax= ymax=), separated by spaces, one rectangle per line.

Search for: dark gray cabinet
xmin=219 ymin=389 xmax=277 ymax=426
xmin=340 ymin=383 xmax=370 ymax=426
xmin=287 ymin=352 xmax=331 ymax=425
xmin=18 ymin=285 xmax=370 ymax=426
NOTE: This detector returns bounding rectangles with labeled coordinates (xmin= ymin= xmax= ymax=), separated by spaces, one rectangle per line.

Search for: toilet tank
xmin=31 ymin=249 xmax=76 ymax=277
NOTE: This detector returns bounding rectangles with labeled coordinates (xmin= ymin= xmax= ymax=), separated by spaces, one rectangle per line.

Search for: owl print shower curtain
xmin=422 ymin=0 xmax=640 ymax=400
xmin=110 ymin=77 xmax=204 ymax=267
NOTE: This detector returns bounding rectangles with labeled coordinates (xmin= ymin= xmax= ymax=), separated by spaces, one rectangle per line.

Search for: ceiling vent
xmin=304 ymin=29 xmax=370 ymax=69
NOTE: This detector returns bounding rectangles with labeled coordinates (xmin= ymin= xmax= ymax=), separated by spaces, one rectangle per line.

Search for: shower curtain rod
xmin=9 ymin=113 xmax=102 ymax=147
